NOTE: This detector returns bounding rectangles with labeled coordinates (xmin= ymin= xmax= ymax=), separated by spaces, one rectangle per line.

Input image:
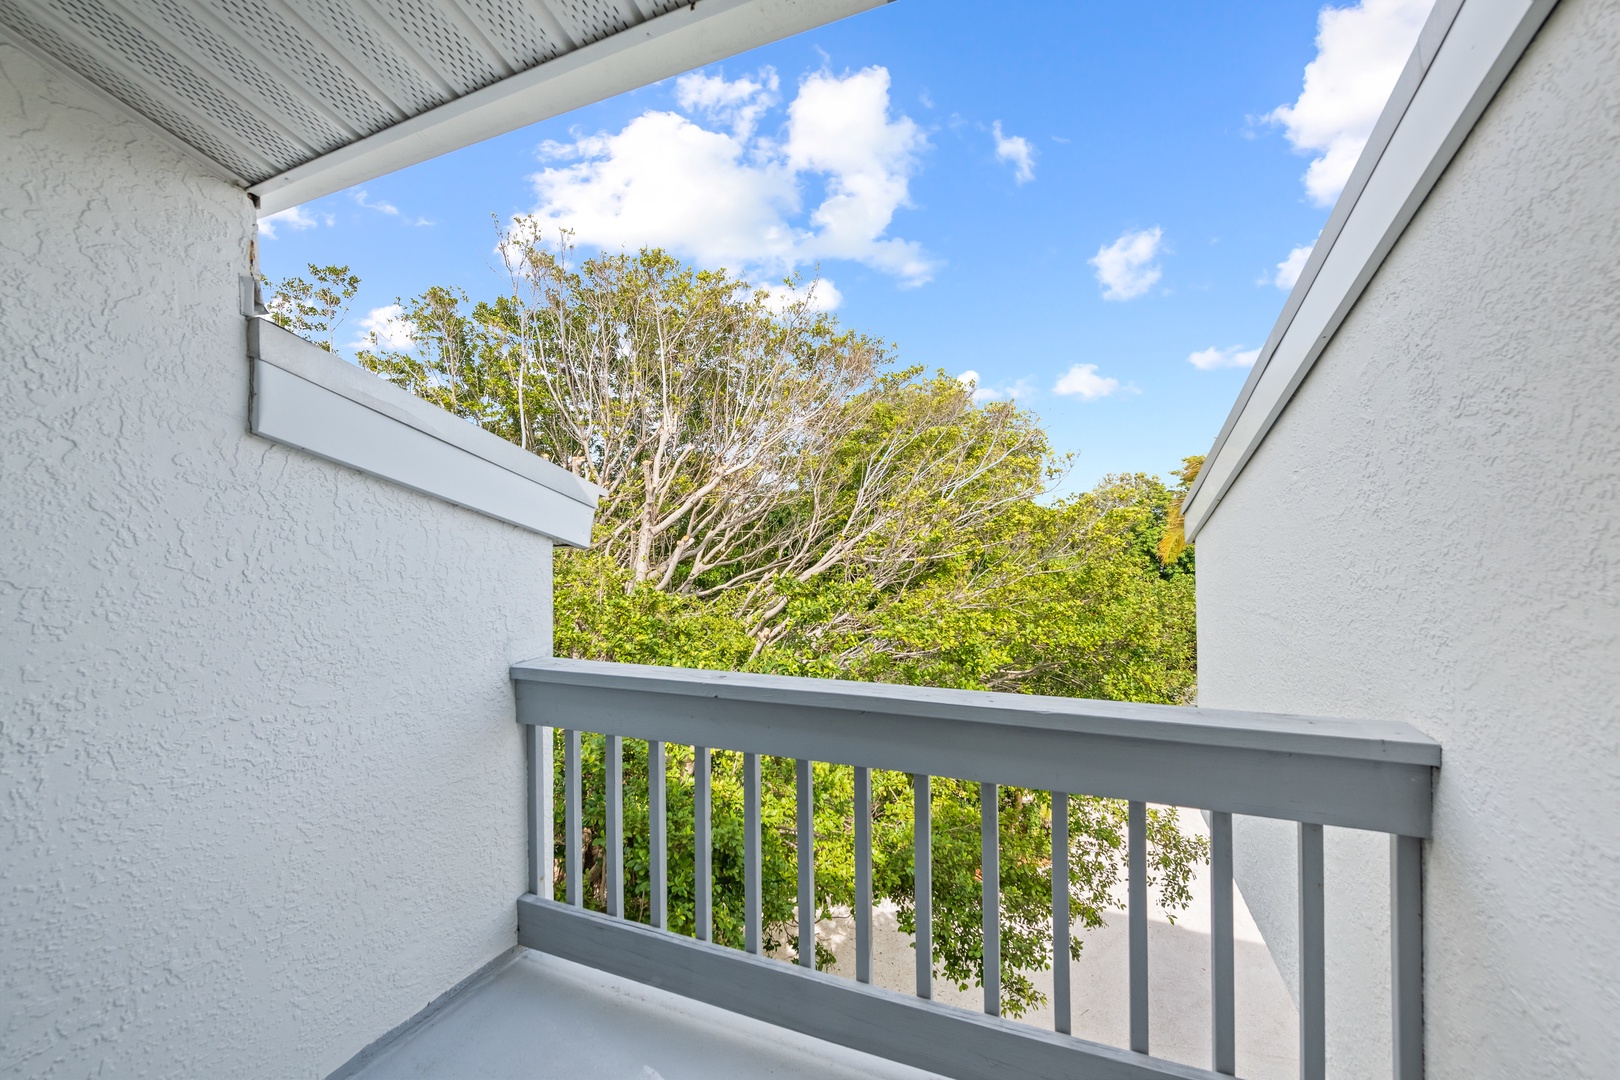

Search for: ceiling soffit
xmin=0 ymin=0 xmax=874 ymax=199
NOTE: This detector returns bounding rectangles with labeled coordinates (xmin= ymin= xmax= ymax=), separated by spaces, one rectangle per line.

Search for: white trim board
xmin=249 ymin=0 xmax=886 ymax=216
xmin=248 ymin=319 xmax=599 ymax=546
xmin=1181 ymin=0 xmax=1560 ymax=541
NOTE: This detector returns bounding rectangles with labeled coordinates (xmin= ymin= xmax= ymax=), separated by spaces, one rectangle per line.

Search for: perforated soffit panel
xmin=0 ymin=0 xmax=877 ymax=196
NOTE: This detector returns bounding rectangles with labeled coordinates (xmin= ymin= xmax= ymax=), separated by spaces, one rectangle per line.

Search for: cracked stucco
xmin=2 ymin=37 xmax=552 ymax=1078
xmin=1196 ymin=0 xmax=1620 ymax=1076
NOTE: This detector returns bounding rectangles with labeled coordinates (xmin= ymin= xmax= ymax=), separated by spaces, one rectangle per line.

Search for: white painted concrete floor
xmin=814 ymin=809 xmax=1299 ymax=1079
xmin=352 ymin=811 xmax=1297 ymax=1080
xmin=346 ymin=950 xmax=944 ymax=1080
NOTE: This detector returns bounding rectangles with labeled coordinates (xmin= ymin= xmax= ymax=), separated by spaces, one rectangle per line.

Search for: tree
xmin=1156 ymin=455 xmax=1204 ymax=570
xmin=558 ymin=741 xmax=1198 ymax=1012
xmin=262 ymin=264 xmax=359 ymax=352
xmin=268 ymin=236 xmax=1206 ymax=1016
xmin=360 ymin=231 xmax=1059 ymax=651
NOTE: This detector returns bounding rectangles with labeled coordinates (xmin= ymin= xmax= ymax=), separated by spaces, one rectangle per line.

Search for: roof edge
xmin=250 ymin=319 xmax=600 ymax=546
xmin=250 ymin=0 xmax=886 ymax=217
xmin=1182 ymin=0 xmax=1559 ymax=540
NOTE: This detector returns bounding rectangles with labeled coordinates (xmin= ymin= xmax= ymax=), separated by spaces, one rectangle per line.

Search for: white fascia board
xmin=248 ymin=319 xmax=600 ymax=546
xmin=1181 ymin=0 xmax=1559 ymax=541
xmin=250 ymin=0 xmax=887 ymax=216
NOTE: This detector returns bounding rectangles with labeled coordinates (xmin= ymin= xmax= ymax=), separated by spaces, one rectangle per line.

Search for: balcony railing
xmin=511 ymin=658 xmax=1440 ymax=1080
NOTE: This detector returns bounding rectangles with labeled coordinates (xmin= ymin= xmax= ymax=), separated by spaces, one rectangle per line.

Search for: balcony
xmin=344 ymin=659 xmax=1438 ymax=1080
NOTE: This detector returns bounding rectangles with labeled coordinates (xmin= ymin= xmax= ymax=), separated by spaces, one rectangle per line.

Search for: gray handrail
xmin=512 ymin=656 xmax=1435 ymax=1080
xmin=511 ymin=657 xmax=1439 ymax=836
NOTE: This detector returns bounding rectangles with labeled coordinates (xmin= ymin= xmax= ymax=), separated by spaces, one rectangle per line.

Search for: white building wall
xmin=1196 ymin=1 xmax=1620 ymax=1077
xmin=0 ymin=40 xmax=553 ymax=1078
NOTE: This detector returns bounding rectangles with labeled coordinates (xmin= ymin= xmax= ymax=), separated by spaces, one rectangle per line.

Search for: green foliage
xmin=554 ymin=550 xmax=755 ymax=671
xmin=554 ymin=469 xmax=1197 ymax=704
xmin=1156 ymin=454 xmax=1204 ymax=571
xmin=556 ymin=735 xmax=1203 ymax=1017
xmin=271 ymin=237 xmax=1206 ymax=1017
xmin=262 ymin=264 xmax=359 ymax=352
xmin=554 ymin=467 xmax=1206 ymax=1016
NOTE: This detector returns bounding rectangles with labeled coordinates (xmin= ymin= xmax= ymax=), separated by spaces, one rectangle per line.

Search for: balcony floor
xmin=346 ymin=809 xmax=1296 ymax=1079
xmin=344 ymin=949 xmax=944 ymax=1080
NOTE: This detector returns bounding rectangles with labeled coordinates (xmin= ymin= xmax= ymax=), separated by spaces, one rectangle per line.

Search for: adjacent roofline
xmin=249 ymin=319 xmax=601 ymax=546
xmin=1181 ymin=0 xmax=1559 ymax=541
xmin=250 ymin=0 xmax=886 ymax=216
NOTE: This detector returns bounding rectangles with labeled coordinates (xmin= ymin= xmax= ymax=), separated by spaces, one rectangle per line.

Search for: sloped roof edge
xmin=250 ymin=318 xmax=602 ymax=545
xmin=252 ymin=0 xmax=886 ymax=215
xmin=1181 ymin=0 xmax=1559 ymax=541
xmin=0 ymin=0 xmax=884 ymax=214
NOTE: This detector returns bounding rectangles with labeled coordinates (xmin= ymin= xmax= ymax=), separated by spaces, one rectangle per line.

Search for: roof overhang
xmin=1181 ymin=0 xmax=1559 ymax=541
xmin=250 ymin=317 xmax=602 ymax=545
xmin=0 ymin=0 xmax=886 ymax=216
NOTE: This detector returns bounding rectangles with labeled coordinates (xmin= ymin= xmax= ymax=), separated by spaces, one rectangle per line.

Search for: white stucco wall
xmin=1195 ymin=1 xmax=1620 ymax=1077
xmin=1 ymin=40 xmax=555 ymax=1078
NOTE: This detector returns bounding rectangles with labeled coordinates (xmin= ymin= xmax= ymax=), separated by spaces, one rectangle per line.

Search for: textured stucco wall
xmin=1 ymin=40 xmax=554 ymax=1078
xmin=1196 ymin=1 xmax=1620 ymax=1077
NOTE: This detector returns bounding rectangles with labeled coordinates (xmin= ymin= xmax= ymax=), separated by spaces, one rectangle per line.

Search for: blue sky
xmin=259 ymin=0 xmax=1432 ymax=493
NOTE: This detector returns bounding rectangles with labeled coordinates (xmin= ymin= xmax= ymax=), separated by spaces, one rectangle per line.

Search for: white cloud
xmin=258 ymin=206 xmax=316 ymax=238
xmin=675 ymin=67 xmax=779 ymax=138
xmin=784 ymin=69 xmax=934 ymax=282
xmin=354 ymin=189 xmax=400 ymax=216
xmin=759 ymin=278 xmax=843 ymax=313
xmin=353 ymin=303 xmax=413 ymax=351
xmin=1089 ymin=227 xmax=1164 ymax=301
xmin=525 ymin=66 xmax=937 ymax=287
xmin=1052 ymin=363 xmax=1122 ymax=400
xmin=991 ymin=121 xmax=1035 ymax=184
xmin=958 ymin=369 xmax=997 ymax=403
xmin=957 ymin=370 xmax=1032 ymax=404
xmin=351 ymin=189 xmax=429 ymax=225
xmin=536 ymin=136 xmax=583 ymax=161
xmin=527 ymin=111 xmax=799 ymax=271
xmin=1268 ymin=0 xmax=1434 ymax=205
xmin=1187 ymin=345 xmax=1261 ymax=371
xmin=1274 ymin=242 xmax=1314 ymax=289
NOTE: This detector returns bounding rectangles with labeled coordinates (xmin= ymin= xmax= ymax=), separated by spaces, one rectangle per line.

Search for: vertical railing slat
xmin=797 ymin=758 xmax=815 ymax=968
xmin=914 ymin=773 xmax=932 ymax=999
xmin=1211 ymin=811 xmax=1236 ymax=1075
xmin=1052 ymin=791 xmax=1071 ymax=1035
xmin=526 ymin=724 xmax=553 ymax=899
xmin=1391 ymin=834 xmax=1423 ymax=1080
xmin=981 ymin=782 xmax=1000 ymax=1016
xmin=854 ymin=765 xmax=873 ymax=985
xmin=1299 ymin=822 xmax=1326 ymax=1080
xmin=1129 ymin=799 xmax=1149 ymax=1055
xmin=744 ymin=751 xmax=762 ymax=955
xmin=565 ymin=728 xmax=581 ymax=908
xmin=694 ymin=746 xmax=711 ymax=942
xmin=649 ymin=740 xmax=666 ymax=930
xmin=605 ymin=735 xmax=623 ymax=918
